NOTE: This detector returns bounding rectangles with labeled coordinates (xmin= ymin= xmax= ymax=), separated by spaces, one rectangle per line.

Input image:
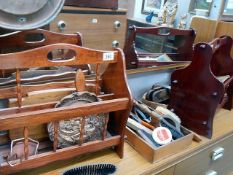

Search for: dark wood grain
xmin=168 ymin=42 xmax=226 ymax=138
xmin=210 ymin=36 xmax=233 ymax=110
xmin=64 ymin=0 xmax=118 ymax=9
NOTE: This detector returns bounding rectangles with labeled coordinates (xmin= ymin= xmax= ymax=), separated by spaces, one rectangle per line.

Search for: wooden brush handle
xmin=141 ymin=121 xmax=155 ymax=130
xmin=127 ymin=118 xmax=152 ymax=135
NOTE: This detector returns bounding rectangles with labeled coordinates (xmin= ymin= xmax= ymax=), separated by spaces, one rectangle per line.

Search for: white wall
xmin=209 ymin=0 xmax=222 ymax=19
xmin=125 ymin=0 xmax=223 ymax=27
xmin=133 ymin=0 xmax=147 ymax=19
xmin=119 ymin=0 xmax=135 ymax=18
xmin=127 ymin=70 xmax=172 ymax=99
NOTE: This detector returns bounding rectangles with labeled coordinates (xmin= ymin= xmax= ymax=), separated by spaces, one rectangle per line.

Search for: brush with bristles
xmin=62 ymin=164 xmax=117 ymax=175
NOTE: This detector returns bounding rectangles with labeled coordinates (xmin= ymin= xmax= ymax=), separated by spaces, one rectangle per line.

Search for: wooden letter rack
xmin=168 ymin=36 xmax=233 ymax=138
xmin=123 ymin=26 xmax=196 ymax=69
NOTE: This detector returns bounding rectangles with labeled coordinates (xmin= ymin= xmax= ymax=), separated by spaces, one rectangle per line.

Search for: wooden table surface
xmin=126 ymin=62 xmax=189 ymax=75
xmin=13 ymin=109 xmax=233 ymax=175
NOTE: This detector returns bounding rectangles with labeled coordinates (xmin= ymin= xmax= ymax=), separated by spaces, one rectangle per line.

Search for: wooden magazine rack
xmin=0 ymin=43 xmax=132 ymax=174
xmin=0 ymin=29 xmax=82 ymax=53
xmin=0 ymin=29 xmax=84 ymax=78
xmin=124 ymin=26 xmax=196 ymax=69
xmin=168 ymin=36 xmax=233 ymax=138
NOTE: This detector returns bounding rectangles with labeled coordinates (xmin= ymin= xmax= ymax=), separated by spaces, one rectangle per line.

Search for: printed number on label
xmin=103 ymin=52 xmax=114 ymax=61
xmin=91 ymin=19 xmax=98 ymax=24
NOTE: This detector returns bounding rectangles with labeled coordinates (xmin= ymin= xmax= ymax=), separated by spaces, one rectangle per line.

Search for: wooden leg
xmin=115 ymin=138 xmax=124 ymax=158
xmin=114 ymin=110 xmax=131 ymax=159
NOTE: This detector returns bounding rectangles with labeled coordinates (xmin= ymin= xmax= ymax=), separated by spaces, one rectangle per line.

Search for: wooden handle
xmin=127 ymin=118 xmax=152 ymax=135
xmin=141 ymin=121 xmax=155 ymax=130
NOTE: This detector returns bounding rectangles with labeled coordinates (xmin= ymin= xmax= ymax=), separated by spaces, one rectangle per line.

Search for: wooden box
xmin=65 ymin=0 xmax=118 ymax=9
xmin=125 ymin=124 xmax=193 ymax=163
xmin=141 ymin=93 xmax=168 ymax=109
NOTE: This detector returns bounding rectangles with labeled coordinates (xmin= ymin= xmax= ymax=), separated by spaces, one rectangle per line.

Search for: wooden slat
xmin=63 ymin=6 xmax=127 ymax=13
xmin=53 ymin=121 xmax=59 ymax=152
xmin=102 ymin=114 xmax=109 ymax=140
xmin=0 ymin=93 xmax=115 ymax=116
xmin=0 ymin=136 xmax=121 ymax=174
xmin=24 ymin=127 xmax=29 ymax=159
xmin=79 ymin=117 xmax=85 ymax=146
xmin=95 ymin=64 xmax=100 ymax=95
xmin=138 ymin=61 xmax=190 ymax=67
xmin=0 ymin=102 xmax=57 ymax=116
xmin=190 ymin=17 xmax=218 ymax=44
xmin=24 ymin=81 xmax=75 ymax=93
xmin=75 ymin=70 xmax=86 ymax=92
xmin=16 ymin=69 xmax=22 ymax=108
xmin=0 ymin=98 xmax=129 ymax=131
xmin=127 ymin=62 xmax=189 ymax=75
xmin=0 ymin=86 xmax=18 ymax=99
xmin=98 ymin=93 xmax=114 ymax=100
xmin=0 ymin=80 xmax=99 ymax=99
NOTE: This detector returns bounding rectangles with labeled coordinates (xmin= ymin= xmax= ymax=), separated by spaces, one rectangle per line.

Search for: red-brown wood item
xmin=210 ymin=36 xmax=233 ymax=110
xmin=0 ymin=29 xmax=82 ymax=53
xmin=123 ymin=26 xmax=196 ymax=69
xmin=168 ymin=36 xmax=233 ymax=138
xmin=64 ymin=0 xmax=118 ymax=9
xmin=0 ymin=29 xmax=85 ymax=77
xmin=0 ymin=43 xmax=132 ymax=174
